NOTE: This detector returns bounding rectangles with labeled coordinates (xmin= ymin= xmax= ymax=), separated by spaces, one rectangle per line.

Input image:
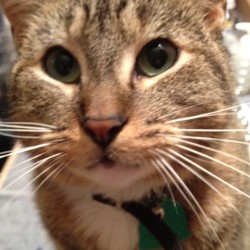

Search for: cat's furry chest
xmin=53 ymin=189 xmax=140 ymax=250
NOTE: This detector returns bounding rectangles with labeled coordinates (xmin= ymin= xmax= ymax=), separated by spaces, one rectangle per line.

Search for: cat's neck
xmin=70 ymin=191 xmax=139 ymax=250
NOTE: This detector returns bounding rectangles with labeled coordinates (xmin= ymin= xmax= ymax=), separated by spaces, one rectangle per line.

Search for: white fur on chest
xmin=72 ymin=196 xmax=139 ymax=250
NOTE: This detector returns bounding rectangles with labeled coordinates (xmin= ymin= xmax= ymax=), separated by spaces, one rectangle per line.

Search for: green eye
xmin=44 ymin=47 xmax=81 ymax=83
xmin=136 ymin=39 xmax=178 ymax=77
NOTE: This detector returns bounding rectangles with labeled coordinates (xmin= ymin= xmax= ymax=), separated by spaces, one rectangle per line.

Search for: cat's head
xmin=1 ymin=0 xmax=234 ymax=199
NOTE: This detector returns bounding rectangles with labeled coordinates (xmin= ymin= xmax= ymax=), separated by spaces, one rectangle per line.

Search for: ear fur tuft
xmin=202 ymin=0 xmax=227 ymax=31
xmin=0 ymin=0 xmax=37 ymax=46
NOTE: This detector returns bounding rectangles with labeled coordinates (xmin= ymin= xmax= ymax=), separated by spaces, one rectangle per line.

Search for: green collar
xmin=92 ymin=194 xmax=191 ymax=250
xmin=139 ymin=199 xmax=191 ymax=250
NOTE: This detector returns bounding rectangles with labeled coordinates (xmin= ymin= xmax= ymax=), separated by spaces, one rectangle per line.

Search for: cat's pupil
xmin=147 ymin=45 xmax=168 ymax=69
xmin=55 ymin=53 xmax=74 ymax=77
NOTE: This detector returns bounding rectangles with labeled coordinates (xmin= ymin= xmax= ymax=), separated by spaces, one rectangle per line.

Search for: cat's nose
xmin=83 ymin=116 xmax=126 ymax=149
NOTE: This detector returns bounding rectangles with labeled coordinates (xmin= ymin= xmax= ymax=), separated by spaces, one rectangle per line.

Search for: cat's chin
xmin=87 ymin=162 xmax=153 ymax=190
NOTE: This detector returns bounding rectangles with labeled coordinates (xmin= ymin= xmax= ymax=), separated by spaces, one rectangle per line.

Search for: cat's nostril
xmin=109 ymin=126 xmax=121 ymax=138
xmin=83 ymin=117 xmax=126 ymax=148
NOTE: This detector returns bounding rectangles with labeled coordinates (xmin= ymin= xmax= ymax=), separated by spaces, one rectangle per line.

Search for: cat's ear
xmin=202 ymin=0 xmax=227 ymax=31
xmin=0 ymin=0 xmax=36 ymax=47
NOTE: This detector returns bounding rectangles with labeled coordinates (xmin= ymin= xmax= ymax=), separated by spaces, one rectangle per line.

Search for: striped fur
xmin=1 ymin=0 xmax=249 ymax=249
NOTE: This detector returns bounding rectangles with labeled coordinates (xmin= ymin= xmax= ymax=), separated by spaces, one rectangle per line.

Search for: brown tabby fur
xmin=1 ymin=0 xmax=250 ymax=249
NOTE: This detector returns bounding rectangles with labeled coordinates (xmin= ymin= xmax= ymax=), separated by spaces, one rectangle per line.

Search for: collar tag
xmin=139 ymin=199 xmax=191 ymax=250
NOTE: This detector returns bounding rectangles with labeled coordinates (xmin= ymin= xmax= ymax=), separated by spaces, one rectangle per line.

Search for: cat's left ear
xmin=202 ymin=0 xmax=227 ymax=31
xmin=0 ymin=0 xmax=36 ymax=47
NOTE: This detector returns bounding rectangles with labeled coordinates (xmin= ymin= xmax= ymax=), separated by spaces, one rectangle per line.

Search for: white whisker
xmin=160 ymin=102 xmax=250 ymax=123
xmin=159 ymin=134 xmax=250 ymax=167
xmin=32 ymin=158 xmax=65 ymax=196
xmin=155 ymin=149 xmax=225 ymax=249
xmin=168 ymin=149 xmax=249 ymax=224
xmin=8 ymin=153 xmax=47 ymax=178
xmin=176 ymin=128 xmax=248 ymax=133
xmin=157 ymin=99 xmax=230 ymax=121
xmin=158 ymin=134 xmax=250 ymax=147
xmin=1 ymin=154 xmax=62 ymax=211
xmin=2 ymin=122 xmax=56 ymax=129
xmin=0 ymin=148 xmax=15 ymax=156
xmin=0 ymin=128 xmax=52 ymax=133
xmin=0 ymin=124 xmax=53 ymax=131
xmin=150 ymin=159 xmax=177 ymax=207
xmin=177 ymin=140 xmax=250 ymax=177
xmin=151 ymin=151 xmax=209 ymax=232
xmin=0 ymin=142 xmax=53 ymax=160
xmin=46 ymin=160 xmax=69 ymax=184
xmin=165 ymin=112 xmax=236 ymax=124
xmin=157 ymin=103 xmax=205 ymax=120
xmin=183 ymin=139 xmax=250 ymax=167
xmin=176 ymin=144 xmax=250 ymax=199
xmin=9 ymin=153 xmax=46 ymax=170
xmin=2 ymin=153 xmax=62 ymax=192
xmin=0 ymin=132 xmax=40 ymax=139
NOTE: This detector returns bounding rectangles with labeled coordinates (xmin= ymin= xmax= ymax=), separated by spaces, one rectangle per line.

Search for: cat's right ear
xmin=0 ymin=0 xmax=36 ymax=47
xmin=202 ymin=0 xmax=227 ymax=32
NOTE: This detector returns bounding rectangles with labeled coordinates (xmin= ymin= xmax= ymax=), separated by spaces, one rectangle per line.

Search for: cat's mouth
xmin=86 ymin=153 xmax=147 ymax=189
xmin=92 ymin=154 xmax=133 ymax=173
xmin=97 ymin=155 xmax=117 ymax=169
xmin=85 ymin=154 xmax=116 ymax=169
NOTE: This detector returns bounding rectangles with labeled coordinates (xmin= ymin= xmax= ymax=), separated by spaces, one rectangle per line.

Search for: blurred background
xmin=224 ymin=0 xmax=250 ymax=142
xmin=0 ymin=12 xmax=15 ymax=173
xmin=0 ymin=0 xmax=249 ymax=249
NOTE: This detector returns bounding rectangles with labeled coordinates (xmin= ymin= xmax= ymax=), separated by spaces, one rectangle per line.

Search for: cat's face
xmin=2 ymin=0 xmax=232 ymax=198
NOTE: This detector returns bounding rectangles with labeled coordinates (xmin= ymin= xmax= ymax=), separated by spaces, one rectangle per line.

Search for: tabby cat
xmin=1 ymin=0 xmax=250 ymax=249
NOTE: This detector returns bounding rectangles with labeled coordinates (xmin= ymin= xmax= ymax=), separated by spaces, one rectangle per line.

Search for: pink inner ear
xmin=204 ymin=0 xmax=226 ymax=31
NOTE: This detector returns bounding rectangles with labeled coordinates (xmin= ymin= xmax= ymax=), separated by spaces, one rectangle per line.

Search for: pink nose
xmin=84 ymin=117 xmax=126 ymax=148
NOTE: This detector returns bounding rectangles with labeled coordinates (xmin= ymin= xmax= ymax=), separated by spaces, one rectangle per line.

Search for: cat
xmin=0 ymin=0 xmax=250 ymax=249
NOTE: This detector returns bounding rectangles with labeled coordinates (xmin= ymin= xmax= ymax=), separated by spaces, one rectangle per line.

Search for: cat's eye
xmin=136 ymin=39 xmax=178 ymax=77
xmin=44 ymin=47 xmax=81 ymax=83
